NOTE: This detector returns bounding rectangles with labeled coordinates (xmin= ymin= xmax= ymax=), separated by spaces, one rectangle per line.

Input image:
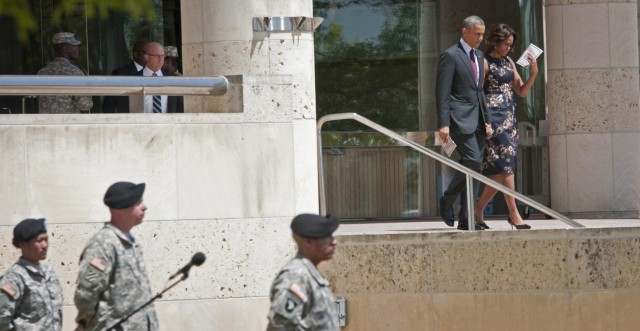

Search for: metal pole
xmin=0 ymin=75 xmax=228 ymax=96
xmin=466 ymin=174 xmax=475 ymax=232
xmin=317 ymin=128 xmax=327 ymax=216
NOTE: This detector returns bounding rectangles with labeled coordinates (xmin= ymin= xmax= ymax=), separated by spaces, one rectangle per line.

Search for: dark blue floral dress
xmin=482 ymin=54 xmax=518 ymax=175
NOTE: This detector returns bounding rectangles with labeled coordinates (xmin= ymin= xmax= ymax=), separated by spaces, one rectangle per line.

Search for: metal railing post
xmin=317 ymin=128 xmax=327 ymax=215
xmin=466 ymin=174 xmax=475 ymax=232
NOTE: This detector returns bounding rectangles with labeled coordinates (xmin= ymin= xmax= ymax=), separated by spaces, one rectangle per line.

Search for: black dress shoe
xmin=477 ymin=222 xmax=490 ymax=230
xmin=439 ymin=197 xmax=454 ymax=227
xmin=457 ymin=221 xmax=484 ymax=231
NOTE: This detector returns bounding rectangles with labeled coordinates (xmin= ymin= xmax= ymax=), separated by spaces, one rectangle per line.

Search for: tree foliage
xmin=0 ymin=0 xmax=155 ymax=42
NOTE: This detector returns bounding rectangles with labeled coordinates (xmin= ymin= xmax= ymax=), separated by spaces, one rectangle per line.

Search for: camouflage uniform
xmin=74 ymin=223 xmax=158 ymax=331
xmin=267 ymin=254 xmax=339 ymax=331
xmin=37 ymin=57 xmax=93 ymax=114
xmin=0 ymin=258 xmax=63 ymax=331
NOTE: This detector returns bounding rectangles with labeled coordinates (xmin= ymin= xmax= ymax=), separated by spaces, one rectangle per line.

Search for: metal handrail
xmin=317 ymin=113 xmax=584 ymax=229
xmin=0 ymin=75 xmax=228 ymax=96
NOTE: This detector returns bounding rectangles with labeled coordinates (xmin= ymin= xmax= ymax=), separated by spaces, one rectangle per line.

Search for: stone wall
xmin=322 ymin=227 xmax=640 ymax=330
xmin=0 ymin=75 xmax=315 ymax=330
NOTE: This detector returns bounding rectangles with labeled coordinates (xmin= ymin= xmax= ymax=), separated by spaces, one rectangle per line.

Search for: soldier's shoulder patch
xmin=284 ymin=297 xmax=299 ymax=313
xmin=288 ymin=283 xmax=308 ymax=302
xmin=1 ymin=283 xmax=18 ymax=298
xmin=90 ymin=257 xmax=109 ymax=272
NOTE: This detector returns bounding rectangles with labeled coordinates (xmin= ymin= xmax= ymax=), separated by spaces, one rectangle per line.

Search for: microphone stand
xmin=106 ymin=271 xmax=191 ymax=331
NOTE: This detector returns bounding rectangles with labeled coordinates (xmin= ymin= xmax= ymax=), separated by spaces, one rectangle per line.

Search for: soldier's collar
xmin=17 ymin=258 xmax=44 ymax=275
xmin=297 ymin=255 xmax=329 ymax=286
xmin=54 ymin=56 xmax=72 ymax=63
xmin=105 ymin=222 xmax=135 ymax=244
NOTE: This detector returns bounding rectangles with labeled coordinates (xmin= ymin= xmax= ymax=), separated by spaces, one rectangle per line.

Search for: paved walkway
xmin=335 ymin=217 xmax=640 ymax=236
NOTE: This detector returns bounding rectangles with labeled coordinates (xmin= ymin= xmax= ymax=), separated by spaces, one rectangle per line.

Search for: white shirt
xmin=460 ymin=38 xmax=479 ymax=86
xmin=134 ymin=61 xmax=144 ymax=72
xmin=142 ymin=67 xmax=167 ymax=113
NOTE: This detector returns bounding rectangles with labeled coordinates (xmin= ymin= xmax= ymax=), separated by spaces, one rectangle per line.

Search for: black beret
xmin=13 ymin=218 xmax=47 ymax=247
xmin=103 ymin=182 xmax=145 ymax=209
xmin=290 ymin=213 xmax=339 ymax=238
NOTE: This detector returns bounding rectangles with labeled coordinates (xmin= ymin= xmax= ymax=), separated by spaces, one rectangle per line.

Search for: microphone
xmin=169 ymin=252 xmax=206 ymax=280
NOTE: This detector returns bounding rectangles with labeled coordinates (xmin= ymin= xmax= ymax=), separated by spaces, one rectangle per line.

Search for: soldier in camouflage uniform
xmin=74 ymin=182 xmax=158 ymax=331
xmin=0 ymin=218 xmax=63 ymax=331
xmin=37 ymin=32 xmax=93 ymax=114
xmin=162 ymin=46 xmax=182 ymax=76
xmin=267 ymin=214 xmax=341 ymax=331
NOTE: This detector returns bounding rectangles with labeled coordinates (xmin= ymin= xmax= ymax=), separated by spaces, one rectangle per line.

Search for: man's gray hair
xmin=462 ymin=16 xmax=484 ymax=29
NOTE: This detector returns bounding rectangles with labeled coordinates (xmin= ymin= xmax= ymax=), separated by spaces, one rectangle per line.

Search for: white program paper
xmin=516 ymin=43 xmax=543 ymax=67
xmin=434 ymin=133 xmax=457 ymax=157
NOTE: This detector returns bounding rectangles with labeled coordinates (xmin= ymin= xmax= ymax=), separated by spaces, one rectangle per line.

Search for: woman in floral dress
xmin=474 ymin=23 xmax=538 ymax=230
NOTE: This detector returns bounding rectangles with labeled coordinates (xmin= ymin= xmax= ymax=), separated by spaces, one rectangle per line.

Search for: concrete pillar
xmin=180 ymin=0 xmax=319 ymax=216
xmin=180 ymin=0 xmax=315 ymax=118
xmin=545 ymin=0 xmax=640 ymax=217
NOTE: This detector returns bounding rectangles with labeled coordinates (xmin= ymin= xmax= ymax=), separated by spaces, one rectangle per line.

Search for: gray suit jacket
xmin=436 ymin=42 xmax=491 ymax=135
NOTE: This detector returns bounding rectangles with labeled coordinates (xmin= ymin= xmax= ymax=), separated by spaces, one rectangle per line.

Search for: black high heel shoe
xmin=507 ymin=217 xmax=531 ymax=230
xmin=474 ymin=210 xmax=490 ymax=229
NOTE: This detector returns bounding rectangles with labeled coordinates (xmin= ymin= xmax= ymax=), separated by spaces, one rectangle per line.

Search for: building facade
xmin=0 ymin=0 xmax=638 ymax=330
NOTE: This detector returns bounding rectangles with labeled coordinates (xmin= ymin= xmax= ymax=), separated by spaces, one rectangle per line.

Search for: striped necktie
xmin=152 ymin=72 xmax=161 ymax=113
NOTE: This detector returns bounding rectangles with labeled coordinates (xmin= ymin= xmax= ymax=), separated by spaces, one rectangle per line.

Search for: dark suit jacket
xmin=103 ymin=62 xmax=142 ymax=113
xmin=162 ymin=71 xmax=184 ymax=113
xmin=436 ymin=42 xmax=491 ymax=135
xmin=103 ymin=65 xmax=184 ymax=113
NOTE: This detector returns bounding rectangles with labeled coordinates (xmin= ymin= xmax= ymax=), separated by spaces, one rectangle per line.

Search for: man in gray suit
xmin=436 ymin=16 xmax=492 ymax=230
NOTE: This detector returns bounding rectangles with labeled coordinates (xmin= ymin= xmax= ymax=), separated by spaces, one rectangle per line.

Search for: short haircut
xmin=462 ymin=16 xmax=484 ymax=29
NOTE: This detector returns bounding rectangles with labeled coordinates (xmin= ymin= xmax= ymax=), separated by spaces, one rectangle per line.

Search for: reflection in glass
xmin=315 ymin=0 xmax=420 ymax=132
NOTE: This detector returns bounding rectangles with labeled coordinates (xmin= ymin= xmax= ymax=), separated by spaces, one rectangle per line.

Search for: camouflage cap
xmin=52 ymin=32 xmax=81 ymax=45
xmin=103 ymin=181 xmax=145 ymax=209
xmin=164 ymin=46 xmax=179 ymax=58
xmin=291 ymin=213 xmax=339 ymax=238
xmin=13 ymin=218 xmax=47 ymax=247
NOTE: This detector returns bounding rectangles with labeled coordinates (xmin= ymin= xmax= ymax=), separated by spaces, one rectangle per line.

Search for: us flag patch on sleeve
xmin=289 ymin=283 xmax=308 ymax=302
xmin=90 ymin=257 xmax=108 ymax=272
xmin=1 ymin=283 xmax=18 ymax=298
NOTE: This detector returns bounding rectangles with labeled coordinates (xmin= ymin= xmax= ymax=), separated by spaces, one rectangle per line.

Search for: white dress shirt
xmin=143 ymin=67 xmax=167 ymax=113
xmin=134 ymin=61 xmax=144 ymax=72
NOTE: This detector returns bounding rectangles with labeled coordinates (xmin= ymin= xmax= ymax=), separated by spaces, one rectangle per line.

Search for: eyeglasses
xmin=146 ymin=53 xmax=165 ymax=57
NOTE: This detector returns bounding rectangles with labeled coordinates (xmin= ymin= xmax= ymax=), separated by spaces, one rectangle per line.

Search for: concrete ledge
xmin=322 ymin=225 xmax=640 ymax=330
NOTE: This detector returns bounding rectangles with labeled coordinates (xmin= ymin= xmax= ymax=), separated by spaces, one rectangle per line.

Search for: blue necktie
xmin=152 ymin=73 xmax=161 ymax=113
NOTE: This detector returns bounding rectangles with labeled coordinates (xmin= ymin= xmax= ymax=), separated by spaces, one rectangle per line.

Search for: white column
xmin=546 ymin=0 xmax=640 ymax=216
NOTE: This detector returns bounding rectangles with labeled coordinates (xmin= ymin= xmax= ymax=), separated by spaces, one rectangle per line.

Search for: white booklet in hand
xmin=434 ymin=133 xmax=457 ymax=157
xmin=516 ymin=43 xmax=543 ymax=67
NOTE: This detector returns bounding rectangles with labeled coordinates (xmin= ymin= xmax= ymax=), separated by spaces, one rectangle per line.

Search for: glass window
xmin=314 ymin=0 xmax=420 ymax=132
xmin=0 ymin=0 xmax=182 ymax=114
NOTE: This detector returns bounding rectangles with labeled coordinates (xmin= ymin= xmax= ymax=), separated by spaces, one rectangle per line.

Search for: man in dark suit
xmin=103 ymin=40 xmax=147 ymax=113
xmin=141 ymin=42 xmax=184 ymax=113
xmin=436 ymin=15 xmax=492 ymax=231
